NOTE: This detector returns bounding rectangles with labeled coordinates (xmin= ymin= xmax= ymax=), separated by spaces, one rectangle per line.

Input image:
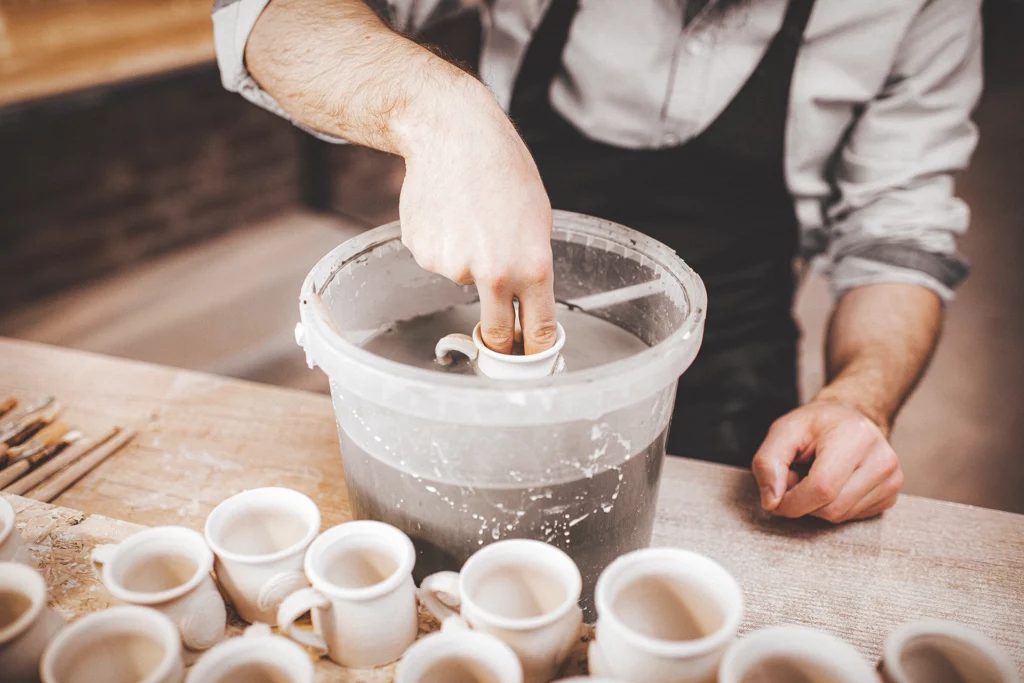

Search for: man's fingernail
xmin=760 ymin=485 xmax=777 ymax=508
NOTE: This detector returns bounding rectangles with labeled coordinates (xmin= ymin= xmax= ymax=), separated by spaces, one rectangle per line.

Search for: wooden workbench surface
xmin=1 ymin=337 xmax=1022 ymax=673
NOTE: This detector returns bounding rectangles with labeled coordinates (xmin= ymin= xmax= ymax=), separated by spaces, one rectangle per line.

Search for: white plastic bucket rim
xmin=297 ymin=210 xmax=707 ymax=426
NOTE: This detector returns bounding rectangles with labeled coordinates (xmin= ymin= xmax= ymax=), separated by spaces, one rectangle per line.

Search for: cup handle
xmin=89 ymin=544 xmax=117 ymax=575
xmin=256 ymin=570 xmax=310 ymax=618
xmin=277 ymin=587 xmax=330 ymax=656
xmin=418 ymin=571 xmax=463 ymax=625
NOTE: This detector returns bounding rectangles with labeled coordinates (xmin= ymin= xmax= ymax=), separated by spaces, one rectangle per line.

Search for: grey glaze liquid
xmin=348 ymin=303 xmax=665 ymax=620
xmin=362 ymin=302 xmax=650 ymax=374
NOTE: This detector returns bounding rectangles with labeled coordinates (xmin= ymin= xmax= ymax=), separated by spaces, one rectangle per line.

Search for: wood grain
xmin=0 ymin=0 xmax=214 ymax=107
xmin=0 ymin=338 xmax=1021 ymax=674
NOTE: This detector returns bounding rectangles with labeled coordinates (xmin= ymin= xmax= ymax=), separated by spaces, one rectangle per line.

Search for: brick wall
xmin=0 ymin=66 xmax=407 ymax=314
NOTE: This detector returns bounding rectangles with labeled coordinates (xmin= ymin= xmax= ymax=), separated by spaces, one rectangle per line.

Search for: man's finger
xmin=478 ymin=285 xmax=516 ymax=354
xmin=751 ymin=413 xmax=814 ymax=511
xmin=773 ymin=420 xmax=873 ymax=519
xmin=517 ymin=279 xmax=558 ymax=355
xmin=845 ymin=467 xmax=904 ymax=520
xmin=812 ymin=443 xmax=899 ymax=523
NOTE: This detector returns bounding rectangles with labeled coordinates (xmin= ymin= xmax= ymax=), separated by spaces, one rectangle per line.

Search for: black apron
xmin=510 ymin=0 xmax=816 ymax=467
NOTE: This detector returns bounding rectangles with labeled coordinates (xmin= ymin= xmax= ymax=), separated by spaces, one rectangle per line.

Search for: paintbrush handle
xmin=4 ymin=428 xmax=117 ymax=496
xmin=28 ymin=429 xmax=136 ymax=503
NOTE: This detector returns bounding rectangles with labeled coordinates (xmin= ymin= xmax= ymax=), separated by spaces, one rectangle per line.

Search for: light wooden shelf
xmin=0 ymin=0 xmax=215 ymax=107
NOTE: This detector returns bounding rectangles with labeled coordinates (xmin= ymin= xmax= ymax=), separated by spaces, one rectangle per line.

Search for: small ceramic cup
xmin=396 ymin=617 xmax=524 ymax=683
xmin=880 ymin=619 xmax=1021 ymax=683
xmin=41 ymin=605 xmax=184 ymax=683
xmin=91 ymin=526 xmax=226 ymax=653
xmin=589 ymin=548 xmax=743 ymax=683
xmin=0 ymin=562 xmax=66 ymax=683
xmin=277 ymin=520 xmax=418 ymax=668
xmin=419 ymin=539 xmax=583 ymax=683
xmin=472 ymin=322 xmax=567 ymax=379
xmin=204 ymin=487 xmax=321 ymax=625
xmin=185 ymin=623 xmax=314 ymax=683
xmin=718 ymin=625 xmax=878 ymax=683
xmin=0 ymin=495 xmax=25 ymax=562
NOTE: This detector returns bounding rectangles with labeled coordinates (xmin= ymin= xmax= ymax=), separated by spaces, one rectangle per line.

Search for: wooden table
xmin=1 ymin=337 xmax=1022 ymax=675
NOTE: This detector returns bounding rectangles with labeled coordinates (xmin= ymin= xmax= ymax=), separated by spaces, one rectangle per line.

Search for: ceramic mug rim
xmin=395 ymin=628 xmax=522 ymax=683
xmin=718 ymin=624 xmax=877 ymax=682
xmin=0 ymin=561 xmax=46 ymax=644
xmin=882 ymin=619 xmax=1020 ymax=682
xmin=184 ymin=628 xmax=313 ymax=681
xmin=459 ymin=538 xmax=583 ymax=632
xmin=594 ymin=547 xmax=744 ymax=659
xmin=0 ymin=496 xmax=14 ymax=549
xmin=204 ymin=487 xmax=321 ymax=565
xmin=101 ymin=526 xmax=214 ymax=606
xmin=472 ymin=323 xmax=566 ymax=365
xmin=304 ymin=520 xmax=416 ymax=601
xmin=40 ymin=605 xmax=181 ymax=683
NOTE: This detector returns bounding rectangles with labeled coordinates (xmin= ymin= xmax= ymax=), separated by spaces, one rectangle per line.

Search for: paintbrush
xmin=3 ymin=422 xmax=70 ymax=466
xmin=0 ymin=398 xmax=60 ymax=448
xmin=0 ymin=429 xmax=81 ymax=489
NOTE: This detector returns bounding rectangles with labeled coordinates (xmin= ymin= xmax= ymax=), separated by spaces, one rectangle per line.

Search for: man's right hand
xmin=397 ymin=80 xmax=558 ymax=355
xmin=246 ymin=0 xmax=557 ymax=355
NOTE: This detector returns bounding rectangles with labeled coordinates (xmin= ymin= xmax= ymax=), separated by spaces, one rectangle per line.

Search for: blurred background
xmin=1 ymin=0 xmax=1021 ymax=514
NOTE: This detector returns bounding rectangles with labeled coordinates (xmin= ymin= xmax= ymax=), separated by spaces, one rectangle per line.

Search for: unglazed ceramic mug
xmin=880 ymin=619 xmax=1021 ymax=683
xmin=91 ymin=526 xmax=226 ymax=653
xmin=0 ymin=495 xmax=25 ymax=562
xmin=0 ymin=562 xmax=66 ymax=683
xmin=204 ymin=487 xmax=320 ymax=625
xmin=41 ymin=605 xmax=184 ymax=683
xmin=472 ymin=322 xmax=567 ymax=379
xmin=396 ymin=617 xmax=524 ymax=683
xmin=589 ymin=548 xmax=743 ymax=683
xmin=277 ymin=520 xmax=418 ymax=668
xmin=419 ymin=539 xmax=584 ymax=683
xmin=185 ymin=623 xmax=314 ymax=683
xmin=718 ymin=625 xmax=878 ymax=683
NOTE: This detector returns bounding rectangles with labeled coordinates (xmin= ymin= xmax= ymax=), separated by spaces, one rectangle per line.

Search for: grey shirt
xmin=212 ymin=0 xmax=983 ymax=300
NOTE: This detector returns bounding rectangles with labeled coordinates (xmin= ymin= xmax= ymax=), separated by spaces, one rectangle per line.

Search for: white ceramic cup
xmin=881 ymin=619 xmax=1021 ymax=683
xmin=277 ymin=520 xmax=418 ymax=668
xmin=419 ymin=539 xmax=584 ymax=683
xmin=0 ymin=562 xmax=66 ymax=683
xmin=0 ymin=495 xmax=25 ymax=562
xmin=718 ymin=625 xmax=878 ymax=683
xmin=91 ymin=526 xmax=226 ymax=653
xmin=472 ymin=322 xmax=567 ymax=379
xmin=185 ymin=623 xmax=314 ymax=683
xmin=41 ymin=605 xmax=184 ymax=683
xmin=396 ymin=617 xmax=524 ymax=683
xmin=204 ymin=487 xmax=321 ymax=625
xmin=589 ymin=548 xmax=744 ymax=683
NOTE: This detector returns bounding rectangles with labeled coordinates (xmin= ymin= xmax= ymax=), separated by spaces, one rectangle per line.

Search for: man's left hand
xmin=751 ymin=400 xmax=904 ymax=523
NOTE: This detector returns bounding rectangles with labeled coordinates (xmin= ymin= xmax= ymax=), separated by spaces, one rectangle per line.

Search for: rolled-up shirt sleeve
xmin=211 ymin=0 xmax=464 ymax=143
xmin=821 ymin=0 xmax=983 ymax=302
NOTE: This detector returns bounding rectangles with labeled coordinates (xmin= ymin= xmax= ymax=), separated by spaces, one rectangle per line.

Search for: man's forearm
xmin=246 ymin=0 xmax=496 ymax=158
xmin=815 ymin=283 xmax=943 ymax=434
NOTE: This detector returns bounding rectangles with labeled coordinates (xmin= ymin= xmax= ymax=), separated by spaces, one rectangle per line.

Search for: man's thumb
xmin=751 ymin=414 xmax=809 ymax=511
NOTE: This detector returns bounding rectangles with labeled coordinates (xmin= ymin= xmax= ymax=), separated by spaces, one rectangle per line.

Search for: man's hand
xmin=247 ymin=0 xmax=557 ymax=354
xmin=752 ymin=401 xmax=903 ymax=523
xmin=398 ymin=85 xmax=558 ymax=356
xmin=749 ymin=282 xmax=942 ymax=523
